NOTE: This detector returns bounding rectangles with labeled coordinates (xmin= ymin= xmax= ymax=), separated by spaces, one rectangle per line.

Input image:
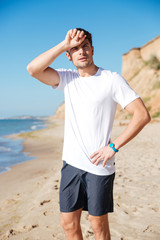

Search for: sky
xmin=0 ymin=0 xmax=160 ymax=118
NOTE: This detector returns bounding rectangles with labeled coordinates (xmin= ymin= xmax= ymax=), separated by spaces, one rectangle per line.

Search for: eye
xmin=71 ymin=47 xmax=78 ymax=51
xmin=83 ymin=44 xmax=89 ymax=48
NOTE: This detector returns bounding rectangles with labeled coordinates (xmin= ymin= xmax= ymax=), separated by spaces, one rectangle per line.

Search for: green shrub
xmin=125 ymin=113 xmax=132 ymax=119
xmin=152 ymin=111 xmax=160 ymax=118
xmin=147 ymin=106 xmax=151 ymax=111
xmin=146 ymin=55 xmax=160 ymax=70
xmin=143 ymin=97 xmax=151 ymax=103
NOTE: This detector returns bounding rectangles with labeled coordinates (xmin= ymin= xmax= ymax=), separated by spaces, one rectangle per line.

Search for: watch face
xmin=110 ymin=143 xmax=114 ymax=148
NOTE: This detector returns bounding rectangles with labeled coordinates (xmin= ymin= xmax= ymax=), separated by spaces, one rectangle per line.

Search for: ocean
xmin=0 ymin=117 xmax=48 ymax=174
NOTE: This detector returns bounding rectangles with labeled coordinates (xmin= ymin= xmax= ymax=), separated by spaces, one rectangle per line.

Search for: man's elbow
xmin=141 ymin=110 xmax=151 ymax=125
xmin=27 ymin=64 xmax=32 ymax=75
xmin=26 ymin=64 xmax=36 ymax=76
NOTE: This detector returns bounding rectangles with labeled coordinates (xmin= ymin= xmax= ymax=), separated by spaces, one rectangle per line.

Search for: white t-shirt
xmin=52 ymin=67 xmax=139 ymax=176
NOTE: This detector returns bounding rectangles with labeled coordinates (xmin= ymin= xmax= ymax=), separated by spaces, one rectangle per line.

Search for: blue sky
xmin=0 ymin=0 xmax=159 ymax=118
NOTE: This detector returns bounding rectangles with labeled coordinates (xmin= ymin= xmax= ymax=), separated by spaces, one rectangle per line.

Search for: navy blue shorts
xmin=59 ymin=161 xmax=115 ymax=216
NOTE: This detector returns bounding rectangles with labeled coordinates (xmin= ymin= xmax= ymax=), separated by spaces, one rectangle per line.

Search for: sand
xmin=0 ymin=118 xmax=160 ymax=240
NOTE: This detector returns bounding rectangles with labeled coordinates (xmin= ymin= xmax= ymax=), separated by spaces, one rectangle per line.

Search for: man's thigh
xmin=86 ymin=172 xmax=115 ymax=216
xmin=59 ymin=161 xmax=86 ymax=212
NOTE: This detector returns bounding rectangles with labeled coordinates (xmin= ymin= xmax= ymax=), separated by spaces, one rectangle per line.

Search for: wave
xmin=30 ymin=124 xmax=46 ymax=130
xmin=0 ymin=116 xmax=48 ymax=120
xmin=0 ymin=166 xmax=11 ymax=174
xmin=30 ymin=125 xmax=37 ymax=130
xmin=0 ymin=146 xmax=12 ymax=152
xmin=19 ymin=130 xmax=26 ymax=133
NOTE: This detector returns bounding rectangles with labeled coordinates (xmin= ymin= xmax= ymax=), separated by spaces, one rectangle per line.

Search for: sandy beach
xmin=0 ymin=118 xmax=160 ymax=240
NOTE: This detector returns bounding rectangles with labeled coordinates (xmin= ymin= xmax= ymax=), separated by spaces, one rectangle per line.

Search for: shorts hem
xmin=60 ymin=206 xmax=114 ymax=216
xmin=60 ymin=206 xmax=83 ymax=213
xmin=88 ymin=209 xmax=114 ymax=216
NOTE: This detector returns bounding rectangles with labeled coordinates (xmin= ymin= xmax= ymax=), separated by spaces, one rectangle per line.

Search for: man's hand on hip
xmin=90 ymin=145 xmax=116 ymax=167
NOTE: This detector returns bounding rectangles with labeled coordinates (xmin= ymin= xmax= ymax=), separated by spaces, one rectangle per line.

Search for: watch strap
xmin=109 ymin=142 xmax=119 ymax=152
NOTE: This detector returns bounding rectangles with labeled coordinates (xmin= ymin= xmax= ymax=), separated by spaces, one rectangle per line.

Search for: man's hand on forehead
xmin=70 ymin=29 xmax=84 ymax=41
xmin=65 ymin=28 xmax=86 ymax=51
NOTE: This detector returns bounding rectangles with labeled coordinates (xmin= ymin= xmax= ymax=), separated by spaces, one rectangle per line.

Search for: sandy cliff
xmin=119 ymin=35 xmax=160 ymax=119
xmin=48 ymin=102 xmax=65 ymax=122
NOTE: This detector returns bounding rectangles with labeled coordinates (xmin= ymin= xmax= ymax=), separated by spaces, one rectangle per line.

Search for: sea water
xmin=0 ymin=117 xmax=48 ymax=174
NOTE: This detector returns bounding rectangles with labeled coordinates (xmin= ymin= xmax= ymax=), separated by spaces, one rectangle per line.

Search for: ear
xmin=92 ymin=46 xmax=94 ymax=56
xmin=66 ymin=52 xmax=72 ymax=61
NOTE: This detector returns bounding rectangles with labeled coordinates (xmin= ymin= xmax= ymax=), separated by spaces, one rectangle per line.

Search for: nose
xmin=78 ymin=47 xmax=85 ymax=55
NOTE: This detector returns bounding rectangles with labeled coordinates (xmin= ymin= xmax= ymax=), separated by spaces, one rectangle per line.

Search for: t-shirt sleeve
xmin=111 ymin=72 xmax=140 ymax=109
xmin=52 ymin=68 xmax=69 ymax=91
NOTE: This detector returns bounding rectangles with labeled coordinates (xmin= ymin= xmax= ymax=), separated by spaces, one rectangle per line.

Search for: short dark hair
xmin=76 ymin=28 xmax=92 ymax=47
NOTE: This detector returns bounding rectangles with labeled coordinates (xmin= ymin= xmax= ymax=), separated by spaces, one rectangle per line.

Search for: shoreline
xmin=0 ymin=118 xmax=64 ymax=194
xmin=0 ymin=116 xmax=53 ymax=175
xmin=0 ymin=119 xmax=160 ymax=239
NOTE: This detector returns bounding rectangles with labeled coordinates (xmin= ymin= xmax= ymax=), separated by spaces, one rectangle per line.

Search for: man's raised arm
xmin=26 ymin=29 xmax=86 ymax=86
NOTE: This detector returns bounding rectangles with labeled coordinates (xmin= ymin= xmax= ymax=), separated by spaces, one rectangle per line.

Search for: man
xmin=27 ymin=28 xmax=151 ymax=240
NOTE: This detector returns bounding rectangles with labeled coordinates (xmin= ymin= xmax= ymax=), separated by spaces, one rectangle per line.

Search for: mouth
xmin=79 ymin=57 xmax=87 ymax=61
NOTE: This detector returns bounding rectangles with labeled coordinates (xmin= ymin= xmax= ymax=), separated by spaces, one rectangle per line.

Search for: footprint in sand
xmin=151 ymin=207 xmax=158 ymax=212
xmin=37 ymin=181 xmax=42 ymax=185
xmin=44 ymin=176 xmax=49 ymax=180
xmin=4 ymin=225 xmax=39 ymax=238
xmin=22 ymin=224 xmax=39 ymax=231
xmin=40 ymin=200 xmax=51 ymax=206
xmin=43 ymin=211 xmax=47 ymax=216
xmin=143 ymin=224 xmax=160 ymax=234
xmin=132 ymin=207 xmax=137 ymax=212
xmin=143 ymin=225 xmax=151 ymax=233
xmin=124 ymin=210 xmax=129 ymax=215
xmin=54 ymin=185 xmax=59 ymax=190
xmin=30 ymin=224 xmax=39 ymax=230
xmin=85 ymin=230 xmax=94 ymax=238
xmin=43 ymin=211 xmax=53 ymax=216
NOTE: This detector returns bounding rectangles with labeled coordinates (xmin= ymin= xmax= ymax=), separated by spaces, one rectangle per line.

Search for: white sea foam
xmin=19 ymin=130 xmax=26 ymax=133
xmin=30 ymin=124 xmax=46 ymax=130
xmin=0 ymin=166 xmax=11 ymax=174
xmin=30 ymin=125 xmax=37 ymax=130
xmin=0 ymin=116 xmax=47 ymax=120
xmin=0 ymin=146 xmax=12 ymax=152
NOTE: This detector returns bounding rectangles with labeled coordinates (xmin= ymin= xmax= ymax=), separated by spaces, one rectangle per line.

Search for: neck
xmin=77 ymin=63 xmax=99 ymax=77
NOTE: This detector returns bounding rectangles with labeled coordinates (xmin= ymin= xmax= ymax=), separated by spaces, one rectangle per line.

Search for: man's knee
xmin=89 ymin=216 xmax=103 ymax=233
xmin=61 ymin=217 xmax=76 ymax=232
xmin=61 ymin=212 xmax=81 ymax=234
xmin=88 ymin=214 xmax=110 ymax=236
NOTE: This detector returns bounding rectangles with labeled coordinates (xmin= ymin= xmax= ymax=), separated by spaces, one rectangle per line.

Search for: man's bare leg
xmin=61 ymin=208 xmax=83 ymax=240
xmin=88 ymin=213 xmax=111 ymax=240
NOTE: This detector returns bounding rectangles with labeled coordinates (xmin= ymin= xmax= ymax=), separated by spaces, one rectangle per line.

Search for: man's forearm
xmin=27 ymin=29 xmax=86 ymax=76
xmin=113 ymin=109 xmax=151 ymax=150
xmin=27 ymin=40 xmax=67 ymax=75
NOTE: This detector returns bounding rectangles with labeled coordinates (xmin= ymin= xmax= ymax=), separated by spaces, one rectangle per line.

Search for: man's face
xmin=66 ymin=39 xmax=94 ymax=69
